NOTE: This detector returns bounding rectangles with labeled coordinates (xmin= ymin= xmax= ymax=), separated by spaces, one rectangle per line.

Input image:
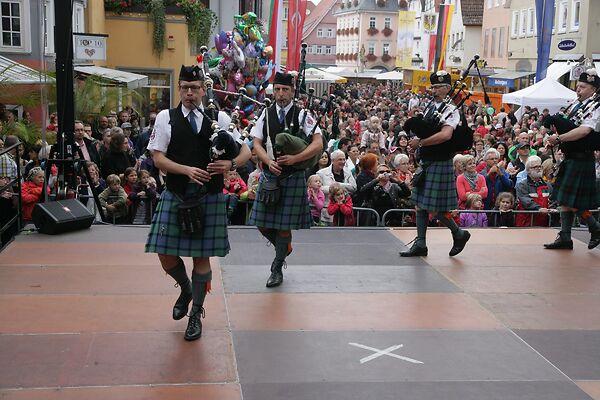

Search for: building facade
xmin=334 ymin=0 xmax=400 ymax=72
xmin=480 ymin=0 xmax=510 ymax=69
xmin=303 ymin=0 xmax=338 ymax=68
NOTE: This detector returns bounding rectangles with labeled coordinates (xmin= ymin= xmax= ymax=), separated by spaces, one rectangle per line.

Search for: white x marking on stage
xmin=348 ymin=342 xmax=424 ymax=365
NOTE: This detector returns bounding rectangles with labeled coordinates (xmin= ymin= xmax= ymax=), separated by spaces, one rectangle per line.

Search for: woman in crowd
xmin=456 ymin=155 xmax=488 ymax=210
xmin=100 ymin=130 xmax=137 ymax=179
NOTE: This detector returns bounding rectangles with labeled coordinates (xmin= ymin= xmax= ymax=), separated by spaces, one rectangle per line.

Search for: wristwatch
xmin=230 ymin=159 xmax=237 ymax=170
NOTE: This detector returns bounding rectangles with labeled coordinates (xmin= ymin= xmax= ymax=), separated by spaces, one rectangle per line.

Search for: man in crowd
xmin=74 ymin=120 xmax=100 ymax=165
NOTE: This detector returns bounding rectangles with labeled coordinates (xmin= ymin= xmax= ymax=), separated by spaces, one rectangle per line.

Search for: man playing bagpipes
xmin=544 ymin=68 xmax=600 ymax=251
xmin=248 ymin=71 xmax=323 ymax=288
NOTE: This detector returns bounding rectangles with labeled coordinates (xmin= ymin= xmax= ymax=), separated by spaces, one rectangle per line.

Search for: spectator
xmin=478 ymin=148 xmax=513 ymax=210
xmin=74 ymin=120 xmax=101 ymax=165
xmin=306 ymin=174 xmax=325 ymax=225
xmin=360 ymin=116 xmax=386 ymax=152
xmin=326 ymin=183 xmax=355 ymax=226
xmin=359 ymin=163 xmax=410 ymax=226
xmin=490 ymin=191 xmax=516 ymax=227
xmin=515 ymin=156 xmax=556 ymax=227
xmin=459 ymin=193 xmax=488 ymax=227
xmin=456 ymin=155 xmax=488 ymax=210
xmin=100 ymin=130 xmax=137 ymax=179
xmin=223 ymin=170 xmax=247 ymax=224
xmin=135 ymin=112 xmax=156 ymax=158
xmin=317 ymin=149 xmax=356 ymax=224
xmin=99 ymin=174 xmax=128 ymax=223
xmin=131 ymin=169 xmax=157 ymax=224
xmin=23 ymin=143 xmax=42 ymax=179
xmin=21 ymin=167 xmax=49 ymax=222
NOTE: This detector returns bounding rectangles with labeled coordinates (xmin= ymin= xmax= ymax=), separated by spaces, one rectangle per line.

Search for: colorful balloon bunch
xmin=204 ymin=12 xmax=275 ymax=123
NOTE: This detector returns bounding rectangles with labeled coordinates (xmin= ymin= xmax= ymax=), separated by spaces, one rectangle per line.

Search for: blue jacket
xmin=482 ymin=167 xmax=513 ymax=210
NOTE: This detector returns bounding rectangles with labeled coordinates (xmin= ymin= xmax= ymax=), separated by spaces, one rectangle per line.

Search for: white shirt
xmin=250 ymin=103 xmax=321 ymax=141
xmin=575 ymin=97 xmax=600 ymax=131
xmin=431 ymin=101 xmax=460 ymax=129
xmin=148 ymin=104 xmax=241 ymax=153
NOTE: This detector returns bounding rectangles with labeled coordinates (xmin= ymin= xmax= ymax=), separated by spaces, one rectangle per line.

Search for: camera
xmin=383 ymin=172 xmax=391 ymax=178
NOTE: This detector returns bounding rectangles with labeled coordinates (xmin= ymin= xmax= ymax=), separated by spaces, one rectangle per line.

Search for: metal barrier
xmin=0 ymin=140 xmax=23 ymax=249
xmin=352 ymin=207 xmax=381 ymax=227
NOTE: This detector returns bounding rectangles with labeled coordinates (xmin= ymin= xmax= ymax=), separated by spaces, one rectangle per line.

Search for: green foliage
xmin=104 ymin=0 xmax=137 ymax=14
xmin=176 ymin=0 xmax=219 ymax=48
xmin=146 ymin=0 xmax=166 ymax=56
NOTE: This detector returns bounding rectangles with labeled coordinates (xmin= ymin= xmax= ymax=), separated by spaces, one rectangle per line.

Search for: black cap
xmin=273 ymin=72 xmax=294 ymax=87
xmin=430 ymin=70 xmax=451 ymax=85
xmin=578 ymin=68 xmax=600 ymax=89
xmin=179 ymin=65 xmax=203 ymax=82
xmin=516 ymin=142 xmax=531 ymax=149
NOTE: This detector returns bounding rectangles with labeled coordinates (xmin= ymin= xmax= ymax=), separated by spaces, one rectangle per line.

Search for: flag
xmin=434 ymin=3 xmax=454 ymax=71
xmin=286 ymin=0 xmax=308 ymax=72
xmin=535 ymin=0 xmax=555 ymax=81
xmin=268 ymin=0 xmax=284 ymax=75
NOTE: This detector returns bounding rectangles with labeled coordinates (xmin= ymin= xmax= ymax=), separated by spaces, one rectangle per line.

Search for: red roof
xmin=302 ymin=0 xmax=339 ymax=39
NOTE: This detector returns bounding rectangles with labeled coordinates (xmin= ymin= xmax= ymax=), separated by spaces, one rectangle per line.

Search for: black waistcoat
xmin=262 ymin=104 xmax=301 ymax=144
xmin=166 ymin=105 xmax=223 ymax=195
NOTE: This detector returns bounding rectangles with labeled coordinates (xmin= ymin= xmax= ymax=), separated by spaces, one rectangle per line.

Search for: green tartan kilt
xmin=553 ymin=158 xmax=600 ymax=210
xmin=411 ymin=159 xmax=458 ymax=211
xmin=249 ymin=169 xmax=312 ymax=230
xmin=145 ymin=189 xmax=230 ymax=258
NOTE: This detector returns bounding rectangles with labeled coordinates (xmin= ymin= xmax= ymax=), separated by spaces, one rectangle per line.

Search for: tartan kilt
xmin=553 ymin=158 xmax=600 ymax=209
xmin=249 ymin=169 xmax=312 ymax=230
xmin=145 ymin=190 xmax=230 ymax=258
xmin=412 ymin=159 xmax=458 ymax=211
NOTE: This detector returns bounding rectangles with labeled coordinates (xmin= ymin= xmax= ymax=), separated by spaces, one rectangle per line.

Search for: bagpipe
xmin=403 ymin=55 xmax=487 ymax=153
xmin=543 ymin=91 xmax=600 ymax=152
xmin=194 ymin=47 xmax=241 ymax=162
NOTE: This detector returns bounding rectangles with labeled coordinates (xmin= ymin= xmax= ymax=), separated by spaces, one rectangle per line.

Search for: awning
xmin=553 ymin=53 xmax=583 ymax=62
xmin=375 ymin=70 xmax=403 ymax=80
xmin=304 ymin=67 xmax=347 ymax=83
xmin=0 ymin=55 xmax=54 ymax=84
xmin=467 ymin=67 xmax=497 ymax=77
xmin=488 ymin=70 xmax=534 ymax=80
xmin=74 ymin=66 xmax=148 ymax=89
xmin=546 ymin=61 xmax=574 ymax=80
xmin=323 ymin=66 xmax=381 ymax=79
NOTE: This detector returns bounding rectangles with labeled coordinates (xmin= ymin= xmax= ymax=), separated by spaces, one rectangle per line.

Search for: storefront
xmin=486 ymin=71 xmax=535 ymax=94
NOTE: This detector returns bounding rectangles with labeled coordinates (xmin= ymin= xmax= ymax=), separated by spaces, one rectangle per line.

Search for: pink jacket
xmin=456 ymin=174 xmax=488 ymax=209
xmin=307 ymin=189 xmax=325 ymax=218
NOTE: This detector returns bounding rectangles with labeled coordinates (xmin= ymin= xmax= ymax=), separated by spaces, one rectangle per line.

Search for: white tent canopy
xmin=74 ymin=66 xmax=148 ymax=89
xmin=502 ymin=77 xmax=576 ymax=118
xmin=0 ymin=55 xmax=54 ymax=84
xmin=304 ymin=67 xmax=347 ymax=83
xmin=545 ymin=61 xmax=575 ymax=80
xmin=375 ymin=70 xmax=403 ymax=81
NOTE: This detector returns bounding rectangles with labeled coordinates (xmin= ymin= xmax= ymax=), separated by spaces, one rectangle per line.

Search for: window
xmin=484 ymin=29 xmax=489 ymax=57
xmin=73 ymin=1 xmax=85 ymax=33
xmin=312 ymin=44 xmax=317 ymax=53
xmin=383 ymin=43 xmax=390 ymax=55
xmin=129 ymin=70 xmax=172 ymax=115
xmin=511 ymin=10 xmax=519 ymax=38
xmin=306 ymin=46 xmax=312 ymax=54
xmin=571 ymin=0 xmax=580 ymax=31
xmin=558 ymin=0 xmax=567 ymax=33
xmin=239 ymin=0 xmax=263 ymax=17
xmin=368 ymin=43 xmax=375 ymax=55
xmin=43 ymin=0 xmax=54 ymax=54
xmin=0 ymin=0 xmax=30 ymax=52
xmin=519 ymin=9 xmax=527 ymax=37
xmin=325 ymin=45 xmax=332 ymax=54
xmin=527 ymin=8 xmax=534 ymax=36
xmin=316 ymin=45 xmax=323 ymax=54
xmin=487 ymin=0 xmax=492 ymax=9
xmin=317 ymin=28 xmax=323 ymax=38
xmin=369 ymin=17 xmax=376 ymax=29
xmin=384 ymin=17 xmax=391 ymax=29
xmin=491 ymin=28 xmax=496 ymax=57
xmin=327 ymin=28 xmax=333 ymax=37
xmin=498 ymin=27 xmax=505 ymax=57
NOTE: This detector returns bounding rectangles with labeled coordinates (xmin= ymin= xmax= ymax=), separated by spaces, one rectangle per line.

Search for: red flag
xmin=286 ymin=0 xmax=308 ymax=71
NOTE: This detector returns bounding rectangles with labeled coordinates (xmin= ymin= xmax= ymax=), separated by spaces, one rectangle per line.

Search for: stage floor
xmin=1 ymin=226 xmax=600 ymax=400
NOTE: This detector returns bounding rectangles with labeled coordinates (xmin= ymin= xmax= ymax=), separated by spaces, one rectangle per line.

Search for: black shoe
xmin=266 ymin=260 xmax=285 ymax=288
xmin=184 ymin=306 xmax=204 ymax=341
xmin=588 ymin=231 xmax=600 ymax=250
xmin=173 ymin=282 xmax=193 ymax=320
xmin=400 ymin=242 xmax=428 ymax=257
xmin=544 ymin=234 xmax=573 ymax=250
xmin=449 ymin=230 xmax=471 ymax=257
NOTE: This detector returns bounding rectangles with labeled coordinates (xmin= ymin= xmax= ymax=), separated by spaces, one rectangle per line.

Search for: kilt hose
xmin=553 ymin=157 xmax=600 ymax=210
xmin=412 ymin=159 xmax=458 ymax=212
xmin=145 ymin=189 xmax=230 ymax=258
xmin=249 ymin=169 xmax=312 ymax=230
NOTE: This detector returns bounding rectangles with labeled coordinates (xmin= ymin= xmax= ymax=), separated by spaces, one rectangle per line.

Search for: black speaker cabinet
xmin=32 ymin=199 xmax=94 ymax=235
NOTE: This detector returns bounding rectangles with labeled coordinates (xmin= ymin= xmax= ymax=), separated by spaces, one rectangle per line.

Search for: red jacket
xmin=327 ymin=195 xmax=355 ymax=226
xmin=21 ymin=181 xmax=49 ymax=220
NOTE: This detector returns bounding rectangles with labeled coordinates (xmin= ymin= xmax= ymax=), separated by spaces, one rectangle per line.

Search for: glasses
xmin=529 ymin=165 xmax=543 ymax=170
xmin=180 ymin=85 xmax=203 ymax=92
xmin=378 ymin=170 xmax=391 ymax=174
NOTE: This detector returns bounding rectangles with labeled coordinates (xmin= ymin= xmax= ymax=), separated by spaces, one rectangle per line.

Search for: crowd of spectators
xmin=2 ymin=81 xmax=600 ymax=243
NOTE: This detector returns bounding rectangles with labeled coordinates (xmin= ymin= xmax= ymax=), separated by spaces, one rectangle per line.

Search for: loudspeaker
xmin=32 ymin=199 xmax=94 ymax=235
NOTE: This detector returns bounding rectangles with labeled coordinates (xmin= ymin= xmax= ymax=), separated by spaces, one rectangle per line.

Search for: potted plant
xmin=381 ymin=54 xmax=392 ymax=62
xmin=367 ymin=27 xmax=379 ymax=35
xmin=382 ymin=27 xmax=393 ymax=37
xmin=104 ymin=0 xmax=136 ymax=14
xmin=177 ymin=0 xmax=219 ymax=48
xmin=353 ymin=27 xmax=359 ymax=35
xmin=366 ymin=53 xmax=377 ymax=61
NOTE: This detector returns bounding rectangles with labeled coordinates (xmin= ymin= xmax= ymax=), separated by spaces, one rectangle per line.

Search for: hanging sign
xmin=73 ymin=33 xmax=108 ymax=61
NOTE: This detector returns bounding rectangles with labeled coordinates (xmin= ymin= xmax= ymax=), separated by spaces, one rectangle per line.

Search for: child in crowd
xmin=327 ymin=183 xmax=355 ymax=226
xmin=122 ymin=167 xmax=138 ymax=207
xmin=99 ymin=174 xmax=128 ymax=224
xmin=491 ymin=191 xmax=515 ymax=227
xmin=459 ymin=193 xmax=488 ymax=228
xmin=223 ymin=170 xmax=247 ymax=223
xmin=307 ymin=174 xmax=325 ymax=225
xmin=241 ymin=161 xmax=262 ymax=202
xmin=131 ymin=169 xmax=157 ymax=224
xmin=21 ymin=167 xmax=49 ymax=222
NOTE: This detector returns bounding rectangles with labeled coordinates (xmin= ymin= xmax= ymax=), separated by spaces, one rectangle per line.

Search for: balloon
xmin=263 ymin=45 xmax=273 ymax=60
xmin=214 ymin=31 xmax=231 ymax=53
xmin=227 ymin=79 xmax=237 ymax=93
xmin=245 ymin=84 xmax=257 ymax=97
xmin=208 ymin=55 xmax=223 ymax=68
xmin=231 ymin=40 xmax=246 ymax=69
xmin=243 ymin=104 xmax=254 ymax=114
xmin=244 ymin=42 xmax=258 ymax=58
xmin=232 ymin=30 xmax=244 ymax=46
